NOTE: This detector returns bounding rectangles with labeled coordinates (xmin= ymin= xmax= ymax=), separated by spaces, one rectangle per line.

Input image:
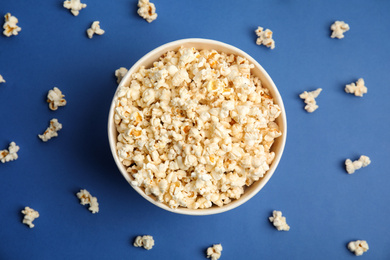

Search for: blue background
xmin=1 ymin=0 xmax=390 ymax=259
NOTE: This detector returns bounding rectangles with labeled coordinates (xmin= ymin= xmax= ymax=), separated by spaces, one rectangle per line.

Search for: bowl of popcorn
xmin=108 ymin=38 xmax=287 ymax=215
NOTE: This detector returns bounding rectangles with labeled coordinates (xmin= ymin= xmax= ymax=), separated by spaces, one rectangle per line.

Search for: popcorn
xmin=115 ymin=67 xmax=128 ymax=84
xmin=348 ymin=240 xmax=369 ymax=256
xmin=299 ymin=88 xmax=322 ymax=113
xmin=345 ymin=78 xmax=367 ymax=97
xmin=133 ymin=235 xmax=155 ymax=250
xmin=21 ymin=207 xmax=39 ymax=228
xmin=345 ymin=155 xmax=371 ymax=174
xmin=330 ymin=21 xmax=350 ymax=39
xmin=87 ymin=21 xmax=105 ymax=39
xmin=255 ymin=26 xmax=275 ymax=49
xmin=0 ymin=74 xmax=5 ymax=83
xmin=38 ymin=118 xmax=62 ymax=142
xmin=0 ymin=141 xmax=20 ymax=163
xmin=63 ymin=0 xmax=87 ymax=16
xmin=3 ymin=13 xmax=21 ymax=37
xmin=137 ymin=0 xmax=157 ymax=23
xmin=47 ymin=87 xmax=66 ymax=111
xmin=76 ymin=189 xmax=99 ymax=213
xmin=206 ymin=244 xmax=223 ymax=260
xmin=269 ymin=210 xmax=290 ymax=231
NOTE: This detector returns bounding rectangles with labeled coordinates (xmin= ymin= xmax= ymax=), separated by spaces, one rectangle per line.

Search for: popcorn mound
xmin=114 ymin=47 xmax=282 ymax=209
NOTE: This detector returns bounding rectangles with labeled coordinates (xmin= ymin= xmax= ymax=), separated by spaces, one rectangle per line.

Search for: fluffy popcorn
xmin=331 ymin=21 xmax=350 ymax=39
xmin=299 ymin=88 xmax=322 ymax=113
xmin=255 ymin=26 xmax=275 ymax=49
xmin=0 ymin=141 xmax=19 ymax=163
xmin=348 ymin=240 xmax=369 ymax=256
xmin=76 ymin=189 xmax=99 ymax=213
xmin=133 ymin=235 xmax=155 ymax=250
xmin=269 ymin=210 xmax=290 ymax=231
xmin=21 ymin=207 xmax=39 ymax=228
xmin=115 ymin=67 xmax=128 ymax=84
xmin=87 ymin=21 xmax=105 ymax=39
xmin=206 ymin=244 xmax=223 ymax=260
xmin=47 ymin=87 xmax=66 ymax=111
xmin=137 ymin=0 xmax=157 ymax=23
xmin=345 ymin=155 xmax=371 ymax=174
xmin=63 ymin=0 xmax=87 ymax=16
xmin=0 ymin=75 xmax=5 ymax=83
xmin=38 ymin=118 xmax=62 ymax=142
xmin=345 ymin=78 xmax=367 ymax=97
xmin=3 ymin=13 xmax=21 ymax=37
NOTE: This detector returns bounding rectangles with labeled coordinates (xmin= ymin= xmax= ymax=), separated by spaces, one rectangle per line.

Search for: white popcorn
xmin=38 ymin=118 xmax=62 ymax=142
xmin=0 ymin=141 xmax=20 ymax=163
xmin=76 ymin=189 xmax=99 ymax=213
xmin=0 ymin=75 xmax=5 ymax=83
xmin=87 ymin=21 xmax=105 ymax=39
xmin=137 ymin=0 xmax=157 ymax=23
xmin=115 ymin=67 xmax=128 ymax=84
xmin=206 ymin=244 xmax=223 ymax=260
xmin=345 ymin=155 xmax=371 ymax=174
xmin=21 ymin=207 xmax=39 ymax=228
xmin=63 ymin=0 xmax=87 ymax=16
xmin=255 ymin=26 xmax=275 ymax=49
xmin=133 ymin=235 xmax=155 ymax=250
xmin=3 ymin=13 xmax=21 ymax=37
xmin=269 ymin=210 xmax=290 ymax=231
xmin=47 ymin=87 xmax=66 ymax=111
xmin=345 ymin=78 xmax=367 ymax=97
xmin=348 ymin=240 xmax=369 ymax=256
xmin=299 ymin=88 xmax=322 ymax=113
xmin=331 ymin=21 xmax=350 ymax=39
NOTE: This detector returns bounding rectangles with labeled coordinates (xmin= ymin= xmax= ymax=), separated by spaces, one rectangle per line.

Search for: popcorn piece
xmin=299 ymin=88 xmax=322 ymax=113
xmin=87 ymin=21 xmax=105 ymax=39
xmin=21 ymin=207 xmax=39 ymax=228
xmin=47 ymin=87 xmax=66 ymax=111
xmin=115 ymin=67 xmax=128 ymax=84
xmin=3 ymin=13 xmax=21 ymax=37
xmin=348 ymin=240 xmax=369 ymax=256
xmin=331 ymin=21 xmax=350 ymax=39
xmin=0 ymin=75 xmax=5 ymax=83
xmin=38 ymin=118 xmax=62 ymax=142
xmin=206 ymin=244 xmax=223 ymax=260
xmin=63 ymin=0 xmax=87 ymax=16
xmin=0 ymin=141 xmax=19 ymax=163
xmin=269 ymin=210 xmax=290 ymax=231
xmin=255 ymin=26 xmax=275 ymax=49
xmin=345 ymin=155 xmax=371 ymax=174
xmin=345 ymin=78 xmax=367 ymax=97
xmin=133 ymin=235 xmax=155 ymax=250
xmin=76 ymin=189 xmax=99 ymax=213
xmin=137 ymin=0 xmax=157 ymax=23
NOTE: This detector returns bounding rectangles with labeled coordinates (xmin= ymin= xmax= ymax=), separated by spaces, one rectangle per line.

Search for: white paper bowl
xmin=108 ymin=38 xmax=287 ymax=215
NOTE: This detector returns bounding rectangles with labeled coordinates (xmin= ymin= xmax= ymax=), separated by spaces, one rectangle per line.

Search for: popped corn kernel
xmin=345 ymin=155 xmax=371 ymax=174
xmin=63 ymin=0 xmax=87 ymax=16
xmin=21 ymin=207 xmax=39 ymax=228
xmin=0 ymin=75 xmax=5 ymax=83
xmin=133 ymin=235 xmax=155 ymax=250
xmin=87 ymin=21 xmax=105 ymax=39
xmin=345 ymin=78 xmax=367 ymax=97
xmin=348 ymin=240 xmax=369 ymax=256
xmin=269 ymin=210 xmax=290 ymax=231
xmin=255 ymin=26 xmax=275 ymax=49
xmin=38 ymin=118 xmax=62 ymax=142
xmin=0 ymin=141 xmax=19 ymax=163
xmin=76 ymin=189 xmax=99 ymax=213
xmin=3 ymin=13 xmax=21 ymax=37
xmin=47 ymin=87 xmax=66 ymax=111
xmin=206 ymin=244 xmax=223 ymax=260
xmin=330 ymin=21 xmax=350 ymax=39
xmin=299 ymin=88 xmax=322 ymax=113
xmin=137 ymin=0 xmax=157 ymax=23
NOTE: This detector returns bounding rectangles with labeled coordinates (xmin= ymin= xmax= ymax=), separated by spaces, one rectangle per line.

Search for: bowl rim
xmin=108 ymin=38 xmax=287 ymax=215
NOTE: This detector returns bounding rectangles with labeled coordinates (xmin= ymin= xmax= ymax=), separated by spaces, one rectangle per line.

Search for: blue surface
xmin=1 ymin=0 xmax=390 ymax=259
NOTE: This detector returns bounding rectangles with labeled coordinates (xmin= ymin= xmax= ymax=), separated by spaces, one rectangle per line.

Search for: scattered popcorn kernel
xmin=330 ymin=21 xmax=350 ymax=39
xmin=38 ymin=118 xmax=62 ymax=142
xmin=87 ymin=21 xmax=105 ymax=39
xmin=21 ymin=207 xmax=39 ymax=228
xmin=269 ymin=210 xmax=290 ymax=231
xmin=345 ymin=155 xmax=371 ymax=174
xmin=63 ymin=0 xmax=87 ymax=16
xmin=0 ymin=141 xmax=19 ymax=163
xmin=115 ymin=67 xmax=128 ymax=84
xmin=133 ymin=235 xmax=155 ymax=250
xmin=3 ymin=13 xmax=21 ymax=37
xmin=47 ymin=87 xmax=66 ymax=111
xmin=76 ymin=189 xmax=99 ymax=213
xmin=348 ymin=240 xmax=369 ymax=256
xmin=137 ymin=0 xmax=157 ymax=23
xmin=255 ymin=26 xmax=275 ymax=49
xmin=299 ymin=88 xmax=322 ymax=113
xmin=345 ymin=78 xmax=367 ymax=97
xmin=206 ymin=244 xmax=223 ymax=260
xmin=0 ymin=75 xmax=5 ymax=84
